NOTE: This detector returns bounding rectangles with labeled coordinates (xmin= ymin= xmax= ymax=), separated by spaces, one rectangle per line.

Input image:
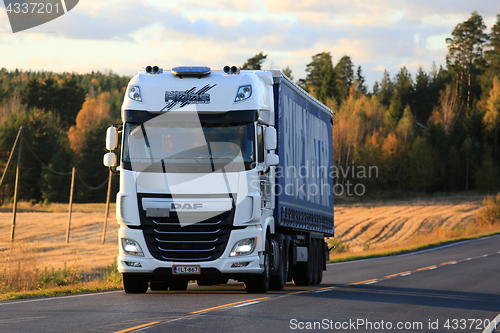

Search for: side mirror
xmin=264 ymin=127 xmax=277 ymax=151
xmin=103 ymin=152 xmax=118 ymax=167
xmin=106 ymin=126 xmax=118 ymax=151
xmin=265 ymin=153 xmax=279 ymax=167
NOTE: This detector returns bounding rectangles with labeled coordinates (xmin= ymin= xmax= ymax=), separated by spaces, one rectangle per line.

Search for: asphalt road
xmin=1 ymin=234 xmax=499 ymax=333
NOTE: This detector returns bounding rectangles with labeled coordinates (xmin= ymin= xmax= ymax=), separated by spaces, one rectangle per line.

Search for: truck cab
xmin=104 ymin=65 xmax=333 ymax=293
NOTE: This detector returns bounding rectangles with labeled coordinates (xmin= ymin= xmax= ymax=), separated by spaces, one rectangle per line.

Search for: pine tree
xmin=355 ymin=65 xmax=367 ymax=95
xmin=282 ymin=66 xmax=294 ymax=81
xmin=304 ymin=52 xmax=337 ymax=103
xmin=241 ymin=52 xmax=268 ymax=70
xmin=334 ymin=55 xmax=354 ymax=103
xmin=486 ymin=15 xmax=500 ymax=74
xmin=446 ymin=11 xmax=488 ymax=106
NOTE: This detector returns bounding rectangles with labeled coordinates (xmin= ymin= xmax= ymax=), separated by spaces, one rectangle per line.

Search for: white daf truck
xmin=104 ymin=65 xmax=334 ymax=293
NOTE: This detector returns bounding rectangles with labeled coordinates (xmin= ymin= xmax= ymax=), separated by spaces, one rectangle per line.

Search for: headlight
xmin=230 ymin=238 xmax=256 ymax=256
xmin=234 ymin=85 xmax=252 ymax=102
xmin=121 ymin=238 xmax=144 ymax=256
xmin=128 ymin=86 xmax=142 ymax=102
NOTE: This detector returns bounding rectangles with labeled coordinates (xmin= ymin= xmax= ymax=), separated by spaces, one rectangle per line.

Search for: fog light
xmin=123 ymin=261 xmax=142 ymax=267
xmin=122 ymin=238 xmax=144 ymax=257
xmin=231 ymin=262 xmax=250 ymax=268
xmin=230 ymin=238 xmax=255 ymax=256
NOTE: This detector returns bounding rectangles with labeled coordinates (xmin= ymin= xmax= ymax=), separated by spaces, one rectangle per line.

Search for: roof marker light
xmin=171 ymin=66 xmax=211 ymax=77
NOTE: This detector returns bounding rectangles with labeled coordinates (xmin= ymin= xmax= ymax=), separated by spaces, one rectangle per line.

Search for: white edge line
xmin=365 ymin=280 xmax=378 ymax=285
xmin=0 ymin=290 xmax=122 ymax=306
xmin=400 ymin=273 xmax=412 ymax=277
xmin=233 ymin=301 xmax=261 ymax=308
xmin=327 ymin=234 xmax=500 ymax=267
xmin=482 ymin=312 xmax=500 ymax=333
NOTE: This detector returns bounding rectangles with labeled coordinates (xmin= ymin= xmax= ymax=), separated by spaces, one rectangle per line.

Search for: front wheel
xmin=123 ymin=274 xmax=148 ymax=294
xmin=245 ymin=239 xmax=270 ymax=293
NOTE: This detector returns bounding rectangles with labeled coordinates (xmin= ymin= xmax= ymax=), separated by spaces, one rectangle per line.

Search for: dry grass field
xmin=0 ymin=203 xmax=118 ymax=276
xmin=334 ymin=195 xmax=486 ymax=253
xmin=0 ymin=196 xmax=495 ymax=277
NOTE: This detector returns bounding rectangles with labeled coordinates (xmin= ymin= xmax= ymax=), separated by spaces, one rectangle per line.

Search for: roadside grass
xmin=0 ymin=242 xmax=122 ymax=301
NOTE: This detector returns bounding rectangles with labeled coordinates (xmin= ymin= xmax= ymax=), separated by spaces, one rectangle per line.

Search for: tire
xmin=292 ymin=247 xmax=314 ymax=286
xmin=316 ymin=239 xmax=324 ymax=285
xmin=245 ymin=239 xmax=270 ymax=293
xmin=169 ymin=279 xmax=188 ymax=291
xmin=270 ymin=235 xmax=287 ymax=291
xmin=150 ymin=280 xmax=169 ymax=291
xmin=284 ymin=235 xmax=292 ymax=282
xmin=123 ymin=274 xmax=148 ymax=294
xmin=311 ymin=239 xmax=319 ymax=285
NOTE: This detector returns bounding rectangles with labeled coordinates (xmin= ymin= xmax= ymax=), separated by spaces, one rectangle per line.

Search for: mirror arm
xmin=109 ymin=166 xmax=120 ymax=174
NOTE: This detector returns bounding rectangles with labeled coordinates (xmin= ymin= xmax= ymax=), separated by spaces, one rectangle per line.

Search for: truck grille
xmin=138 ymin=195 xmax=234 ymax=262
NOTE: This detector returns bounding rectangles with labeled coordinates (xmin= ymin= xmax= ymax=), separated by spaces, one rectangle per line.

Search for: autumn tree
xmin=430 ymin=84 xmax=462 ymax=136
xmin=483 ymin=76 xmax=500 ymax=152
xmin=68 ymin=92 xmax=111 ymax=154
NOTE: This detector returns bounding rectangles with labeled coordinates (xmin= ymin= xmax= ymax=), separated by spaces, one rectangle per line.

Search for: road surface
xmin=1 ymin=234 xmax=499 ymax=333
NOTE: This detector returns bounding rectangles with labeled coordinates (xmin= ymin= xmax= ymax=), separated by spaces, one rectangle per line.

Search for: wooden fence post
xmin=10 ymin=126 xmax=24 ymax=242
xmin=66 ymin=167 xmax=75 ymax=243
xmin=102 ymin=169 xmax=112 ymax=245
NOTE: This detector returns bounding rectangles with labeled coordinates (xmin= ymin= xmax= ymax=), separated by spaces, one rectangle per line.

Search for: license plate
xmin=172 ymin=265 xmax=200 ymax=274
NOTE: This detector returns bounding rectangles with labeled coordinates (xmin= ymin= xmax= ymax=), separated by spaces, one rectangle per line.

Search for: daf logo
xmin=165 ymin=91 xmax=210 ymax=104
xmin=171 ymin=203 xmax=203 ymax=210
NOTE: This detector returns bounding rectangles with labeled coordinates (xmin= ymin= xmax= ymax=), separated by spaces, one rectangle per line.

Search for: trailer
xmin=103 ymin=65 xmax=334 ymax=293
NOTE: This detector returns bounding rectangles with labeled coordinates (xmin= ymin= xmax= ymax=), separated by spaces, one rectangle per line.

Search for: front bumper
xmin=117 ymin=225 xmax=265 ymax=276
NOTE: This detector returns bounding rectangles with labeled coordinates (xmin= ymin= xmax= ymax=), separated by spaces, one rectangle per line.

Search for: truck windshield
xmin=122 ymin=119 xmax=255 ymax=173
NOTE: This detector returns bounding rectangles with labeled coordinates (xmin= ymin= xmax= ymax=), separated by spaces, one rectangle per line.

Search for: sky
xmin=0 ymin=0 xmax=499 ymax=91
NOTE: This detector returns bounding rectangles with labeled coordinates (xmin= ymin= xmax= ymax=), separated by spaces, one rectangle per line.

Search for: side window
xmin=258 ymin=125 xmax=264 ymax=163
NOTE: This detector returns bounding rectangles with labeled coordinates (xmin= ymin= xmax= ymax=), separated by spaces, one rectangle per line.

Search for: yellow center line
xmin=350 ymin=278 xmax=378 ymax=285
xmin=314 ymin=286 xmax=336 ymax=291
xmin=114 ymin=321 xmax=161 ymax=333
xmin=385 ymin=271 xmax=412 ymax=278
xmin=417 ymin=265 xmax=437 ymax=271
xmin=440 ymin=261 xmax=457 ymax=266
xmin=190 ymin=297 xmax=269 ymax=314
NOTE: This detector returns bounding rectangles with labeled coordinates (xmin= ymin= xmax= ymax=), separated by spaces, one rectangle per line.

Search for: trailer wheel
xmin=245 ymin=239 xmax=270 ymax=293
xmin=316 ymin=239 xmax=324 ymax=284
xmin=292 ymin=242 xmax=314 ymax=286
xmin=311 ymin=239 xmax=319 ymax=285
xmin=150 ymin=280 xmax=169 ymax=291
xmin=169 ymin=279 xmax=188 ymax=291
xmin=284 ymin=235 xmax=292 ymax=282
xmin=270 ymin=234 xmax=287 ymax=291
xmin=123 ymin=274 xmax=148 ymax=294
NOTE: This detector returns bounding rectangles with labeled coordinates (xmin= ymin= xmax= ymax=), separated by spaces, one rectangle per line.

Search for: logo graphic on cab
xmin=3 ymin=0 xmax=79 ymax=33
xmin=163 ymin=84 xmax=216 ymax=111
